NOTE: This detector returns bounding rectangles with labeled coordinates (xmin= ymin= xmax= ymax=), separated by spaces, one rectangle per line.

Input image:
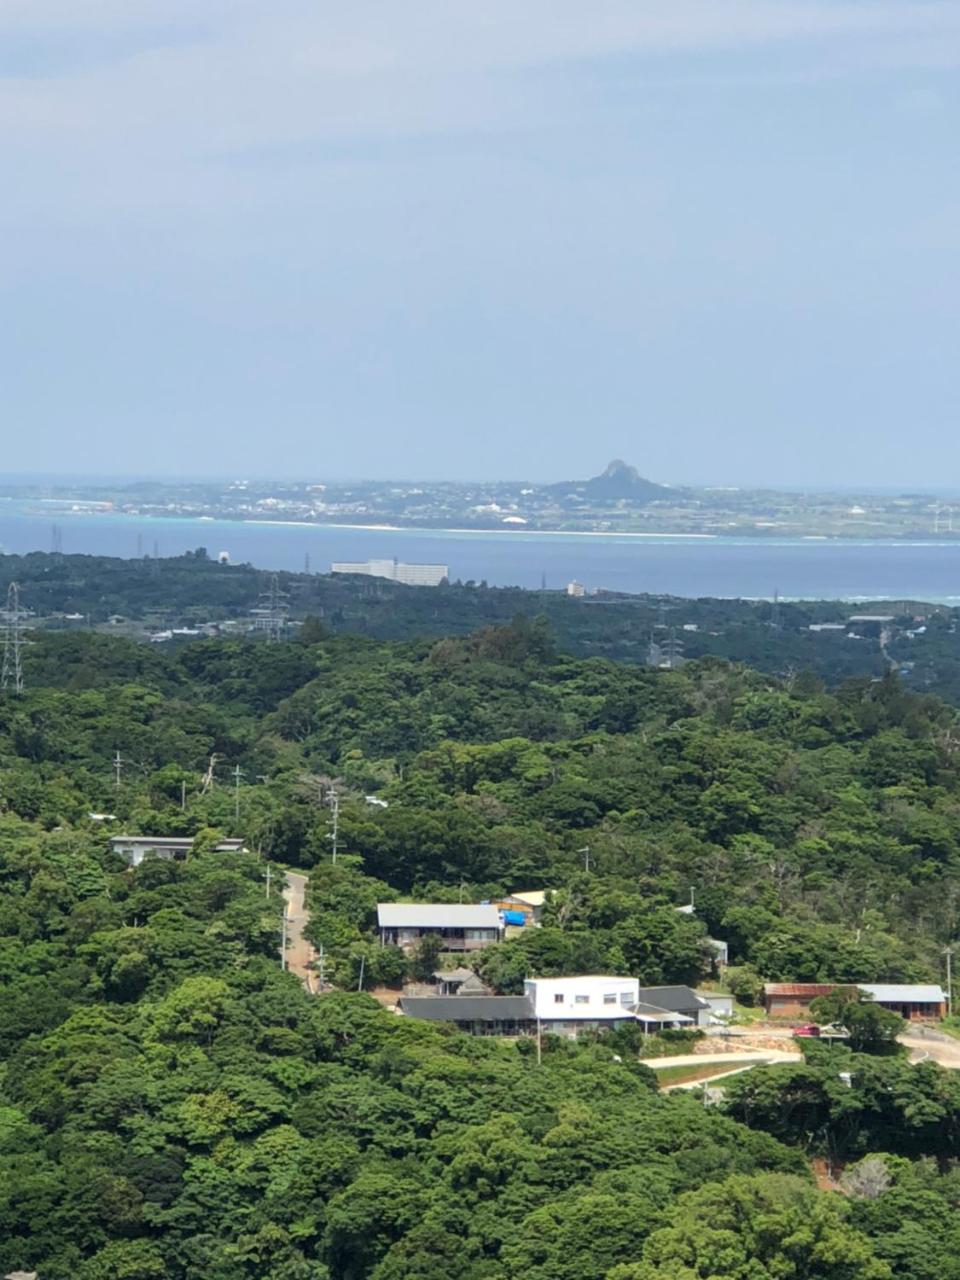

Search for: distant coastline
xmin=4 ymin=505 xmax=960 ymax=602
xmin=23 ymin=506 xmax=960 ymax=545
xmin=245 ymin=519 xmax=718 ymax=540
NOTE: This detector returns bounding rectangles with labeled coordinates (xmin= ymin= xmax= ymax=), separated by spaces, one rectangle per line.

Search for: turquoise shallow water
xmin=2 ymin=506 xmax=960 ymax=602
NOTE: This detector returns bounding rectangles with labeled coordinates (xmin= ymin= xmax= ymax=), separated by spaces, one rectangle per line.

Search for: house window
xmin=575 ymin=995 xmax=589 ymax=1005
xmin=620 ymin=992 xmax=633 ymax=1006
xmin=603 ymin=993 xmax=617 ymax=1005
xmin=554 ymin=993 xmax=564 ymax=1004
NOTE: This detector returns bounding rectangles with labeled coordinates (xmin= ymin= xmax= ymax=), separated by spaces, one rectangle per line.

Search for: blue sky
xmin=1 ymin=1 xmax=958 ymax=485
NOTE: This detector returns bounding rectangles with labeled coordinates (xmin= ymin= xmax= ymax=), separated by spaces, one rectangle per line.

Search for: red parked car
xmin=792 ymin=1023 xmax=821 ymax=1038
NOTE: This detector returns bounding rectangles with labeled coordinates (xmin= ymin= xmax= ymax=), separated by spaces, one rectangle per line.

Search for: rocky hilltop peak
xmin=550 ymin=459 xmax=669 ymax=504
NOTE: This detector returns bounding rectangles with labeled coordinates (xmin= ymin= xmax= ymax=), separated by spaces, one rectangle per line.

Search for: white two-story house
xmin=524 ymin=975 xmax=641 ymax=1036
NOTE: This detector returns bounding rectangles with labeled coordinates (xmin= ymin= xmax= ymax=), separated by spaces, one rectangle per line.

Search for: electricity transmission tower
xmin=1 ymin=583 xmax=26 ymax=694
xmin=256 ymin=578 xmax=285 ymax=645
xmin=269 ymin=575 xmax=288 ymax=641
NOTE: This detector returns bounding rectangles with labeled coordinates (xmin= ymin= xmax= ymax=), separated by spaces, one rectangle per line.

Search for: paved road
xmin=704 ymin=1026 xmax=960 ymax=1070
xmin=282 ymin=872 xmax=316 ymax=993
xmin=902 ymin=1027 xmax=960 ymax=1068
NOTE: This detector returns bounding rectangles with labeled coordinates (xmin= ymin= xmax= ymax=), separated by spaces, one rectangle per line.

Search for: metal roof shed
xmin=377 ymin=903 xmax=501 ymax=929
xmin=860 ymin=984 xmax=946 ymax=1004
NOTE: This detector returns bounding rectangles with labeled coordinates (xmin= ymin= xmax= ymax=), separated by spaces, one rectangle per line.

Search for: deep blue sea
xmin=3 ymin=505 xmax=960 ymax=602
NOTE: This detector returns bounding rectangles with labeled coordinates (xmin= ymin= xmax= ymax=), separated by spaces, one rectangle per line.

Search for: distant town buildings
xmin=331 ymin=558 xmax=448 ymax=587
xmin=566 ymin=580 xmax=586 ymax=597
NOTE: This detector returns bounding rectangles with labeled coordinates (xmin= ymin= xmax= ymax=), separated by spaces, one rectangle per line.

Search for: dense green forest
xmin=6 ymin=621 xmax=960 ymax=1276
xmin=11 ymin=547 xmax=960 ymax=700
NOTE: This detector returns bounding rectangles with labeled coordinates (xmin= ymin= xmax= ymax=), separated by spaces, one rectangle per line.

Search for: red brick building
xmin=763 ymin=982 xmax=947 ymax=1022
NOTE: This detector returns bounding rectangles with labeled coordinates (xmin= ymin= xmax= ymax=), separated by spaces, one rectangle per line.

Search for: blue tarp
xmin=503 ymin=910 xmax=526 ymax=926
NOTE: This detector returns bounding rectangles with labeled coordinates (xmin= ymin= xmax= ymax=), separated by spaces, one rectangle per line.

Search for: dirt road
xmin=282 ymin=871 xmax=316 ymax=993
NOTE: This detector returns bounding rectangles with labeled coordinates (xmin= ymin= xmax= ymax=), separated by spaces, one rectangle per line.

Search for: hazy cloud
xmin=1 ymin=2 xmax=958 ymax=481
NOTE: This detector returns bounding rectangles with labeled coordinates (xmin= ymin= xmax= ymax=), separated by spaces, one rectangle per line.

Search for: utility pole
xmin=113 ymin=750 xmax=123 ymax=789
xmin=327 ymin=786 xmax=340 ymax=863
xmin=357 ymin=953 xmax=366 ymax=992
xmin=265 ymin=864 xmax=272 ymax=899
xmin=280 ymin=906 xmax=288 ymax=971
xmin=946 ymin=946 xmax=954 ymax=1017
xmin=232 ymin=764 xmax=244 ymax=821
xmin=536 ymin=1018 xmax=542 ymax=1065
xmin=318 ymin=943 xmax=326 ymax=991
xmin=578 ymin=845 xmax=591 ymax=873
xmin=180 ymin=779 xmax=187 ymax=811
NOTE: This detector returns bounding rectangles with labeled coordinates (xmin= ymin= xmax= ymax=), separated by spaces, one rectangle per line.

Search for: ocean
xmin=2 ymin=506 xmax=960 ymax=602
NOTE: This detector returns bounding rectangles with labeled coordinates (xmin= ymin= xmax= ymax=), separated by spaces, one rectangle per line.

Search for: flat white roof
xmin=861 ymin=983 xmax=946 ymax=1004
xmin=507 ymin=890 xmax=547 ymax=907
xmin=377 ymin=903 xmax=501 ymax=929
xmin=526 ymin=975 xmax=637 ymax=988
xmin=109 ymin=834 xmax=244 ymax=848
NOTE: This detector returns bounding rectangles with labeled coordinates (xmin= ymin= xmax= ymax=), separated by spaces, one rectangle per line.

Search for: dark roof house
xmin=399 ymin=995 xmax=536 ymax=1034
xmin=636 ymin=986 xmax=711 ymax=1025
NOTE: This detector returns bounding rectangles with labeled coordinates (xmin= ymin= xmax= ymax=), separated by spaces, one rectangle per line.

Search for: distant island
xmin=549 ymin=458 xmax=671 ymax=504
xmin=0 ymin=462 xmax=956 ymax=539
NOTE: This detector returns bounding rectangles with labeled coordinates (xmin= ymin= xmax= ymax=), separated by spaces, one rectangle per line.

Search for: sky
xmin=1 ymin=1 xmax=958 ymax=487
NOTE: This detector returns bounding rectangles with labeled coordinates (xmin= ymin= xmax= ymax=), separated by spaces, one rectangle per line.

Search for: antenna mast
xmin=1 ymin=583 xmax=25 ymax=694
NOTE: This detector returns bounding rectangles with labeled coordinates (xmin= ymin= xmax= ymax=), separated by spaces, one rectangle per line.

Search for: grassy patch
xmin=653 ymin=1062 xmax=738 ymax=1087
xmin=731 ymin=1002 xmax=767 ymax=1024
xmin=653 ymin=1060 xmax=770 ymax=1089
